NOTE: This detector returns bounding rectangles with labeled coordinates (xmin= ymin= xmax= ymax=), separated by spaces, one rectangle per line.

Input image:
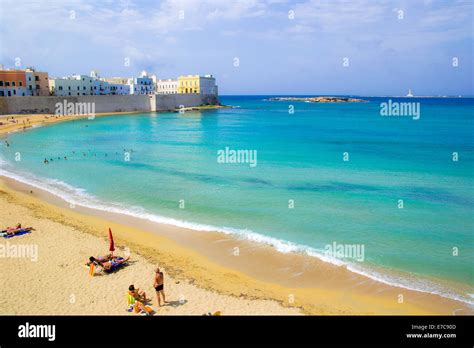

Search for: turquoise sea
xmin=1 ymin=96 xmax=473 ymax=304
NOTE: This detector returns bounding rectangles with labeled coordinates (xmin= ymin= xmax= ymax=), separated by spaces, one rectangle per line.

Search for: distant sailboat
xmin=406 ymin=89 xmax=414 ymax=97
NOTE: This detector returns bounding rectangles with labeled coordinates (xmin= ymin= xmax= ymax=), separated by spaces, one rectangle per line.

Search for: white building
xmin=200 ymin=74 xmax=218 ymax=95
xmin=156 ymin=79 xmax=178 ymax=94
xmin=50 ymin=74 xmax=96 ymax=96
xmin=129 ymin=70 xmax=155 ymax=95
xmin=25 ymin=71 xmax=35 ymax=96
xmin=107 ymin=83 xmax=130 ymax=95
xmin=100 ymin=77 xmax=130 ymax=95
xmin=50 ymin=71 xmax=131 ymax=96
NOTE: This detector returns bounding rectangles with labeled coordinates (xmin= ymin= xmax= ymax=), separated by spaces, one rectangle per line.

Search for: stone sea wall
xmin=0 ymin=94 xmax=219 ymax=115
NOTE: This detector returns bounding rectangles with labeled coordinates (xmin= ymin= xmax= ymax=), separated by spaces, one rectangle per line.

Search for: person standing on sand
xmin=153 ymin=268 xmax=166 ymax=307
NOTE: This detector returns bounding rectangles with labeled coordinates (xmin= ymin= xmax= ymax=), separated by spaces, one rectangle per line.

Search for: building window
xmin=68 ymin=86 xmax=71 ymax=90
xmin=19 ymin=81 xmax=23 ymax=86
xmin=7 ymin=91 xmax=11 ymax=96
xmin=13 ymin=90 xmax=16 ymax=95
xmin=68 ymin=92 xmax=71 ymax=95
xmin=0 ymin=81 xmax=3 ymax=86
xmin=36 ymin=84 xmax=40 ymax=89
xmin=0 ymin=91 xmax=3 ymax=96
xmin=59 ymin=86 xmax=63 ymax=91
xmin=12 ymin=81 xmax=16 ymax=86
xmin=5 ymin=82 xmax=10 ymax=86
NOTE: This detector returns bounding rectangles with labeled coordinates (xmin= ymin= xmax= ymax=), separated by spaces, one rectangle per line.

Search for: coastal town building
xmin=0 ymin=68 xmax=49 ymax=97
xmin=50 ymin=71 xmax=131 ymax=96
xmin=156 ymin=79 xmax=178 ymax=94
xmin=108 ymin=83 xmax=131 ymax=95
xmin=26 ymin=68 xmax=50 ymax=96
xmin=101 ymin=77 xmax=131 ymax=95
xmin=0 ymin=70 xmax=28 ymax=97
xmin=129 ymin=70 xmax=155 ymax=95
xmin=50 ymin=74 xmax=96 ymax=96
xmin=0 ymin=67 xmax=218 ymax=98
xmin=177 ymin=75 xmax=217 ymax=95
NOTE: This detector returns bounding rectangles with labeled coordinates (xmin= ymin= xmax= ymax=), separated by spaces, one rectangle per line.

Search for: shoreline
xmin=1 ymin=173 xmax=473 ymax=315
xmin=0 ymin=175 xmax=301 ymax=315
xmin=0 ymin=105 xmax=226 ymax=135
xmin=1 ymin=111 xmax=473 ymax=315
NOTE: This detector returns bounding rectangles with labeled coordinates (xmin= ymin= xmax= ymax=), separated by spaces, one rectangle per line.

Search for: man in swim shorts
xmin=153 ymin=267 xmax=166 ymax=307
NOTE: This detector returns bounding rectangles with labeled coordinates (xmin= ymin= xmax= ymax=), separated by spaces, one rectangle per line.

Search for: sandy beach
xmin=0 ymin=178 xmax=302 ymax=315
xmin=1 ymin=113 xmax=473 ymax=316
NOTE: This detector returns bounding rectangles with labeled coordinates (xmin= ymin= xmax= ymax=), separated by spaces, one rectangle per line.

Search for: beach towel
xmin=127 ymin=293 xmax=154 ymax=315
xmin=2 ymin=229 xmax=32 ymax=238
xmin=104 ymin=257 xmax=128 ymax=273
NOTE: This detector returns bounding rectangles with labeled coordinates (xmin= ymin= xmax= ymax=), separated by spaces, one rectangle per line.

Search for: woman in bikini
xmin=128 ymin=284 xmax=147 ymax=302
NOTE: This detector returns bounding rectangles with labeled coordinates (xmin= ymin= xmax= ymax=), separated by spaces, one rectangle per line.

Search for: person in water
xmin=153 ymin=267 xmax=166 ymax=307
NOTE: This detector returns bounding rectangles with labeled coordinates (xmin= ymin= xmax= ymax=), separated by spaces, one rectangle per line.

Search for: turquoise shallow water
xmin=1 ymin=96 xmax=473 ymax=303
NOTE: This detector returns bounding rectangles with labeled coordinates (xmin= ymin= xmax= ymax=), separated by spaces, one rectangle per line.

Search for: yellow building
xmin=177 ymin=75 xmax=200 ymax=94
xmin=177 ymin=75 xmax=217 ymax=95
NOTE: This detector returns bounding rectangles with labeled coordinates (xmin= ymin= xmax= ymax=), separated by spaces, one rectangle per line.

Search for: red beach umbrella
xmin=108 ymin=228 xmax=115 ymax=255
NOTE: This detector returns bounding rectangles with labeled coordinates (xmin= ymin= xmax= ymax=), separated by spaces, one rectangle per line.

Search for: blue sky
xmin=0 ymin=0 xmax=472 ymax=95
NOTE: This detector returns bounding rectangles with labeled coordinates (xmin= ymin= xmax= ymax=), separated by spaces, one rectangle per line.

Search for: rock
xmin=267 ymin=96 xmax=367 ymax=103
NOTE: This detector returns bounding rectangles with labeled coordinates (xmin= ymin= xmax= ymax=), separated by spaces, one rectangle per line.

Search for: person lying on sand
xmin=0 ymin=224 xmax=35 ymax=237
xmin=100 ymin=256 xmax=130 ymax=271
xmin=129 ymin=284 xmax=147 ymax=303
xmin=1 ymin=223 xmax=21 ymax=232
xmin=86 ymin=254 xmax=118 ymax=266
